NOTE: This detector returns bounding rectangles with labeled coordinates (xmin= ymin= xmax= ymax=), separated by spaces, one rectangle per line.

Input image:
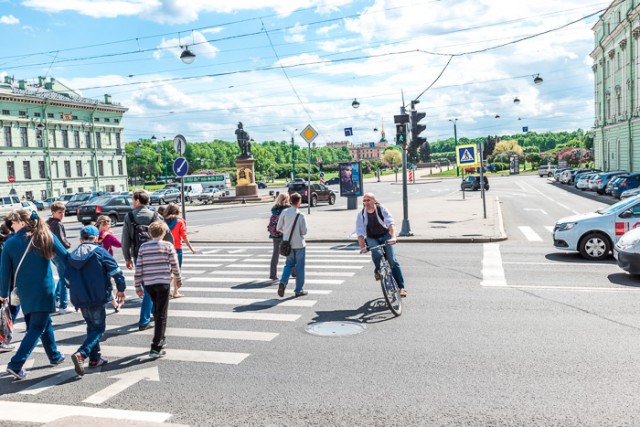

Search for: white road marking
xmin=226 ymin=264 xmax=363 ymax=270
xmin=188 ymin=277 xmax=344 ymax=285
xmin=482 ymin=285 xmax=640 ymax=292
xmin=523 ymin=208 xmax=548 ymax=215
xmin=0 ymin=400 xmax=171 ymax=423
xmin=178 ymin=287 xmax=332 ymax=296
xmin=57 ymin=324 xmax=279 ymax=342
xmin=241 ymin=258 xmax=369 ymax=264
xmin=115 ymin=307 xmax=300 ymax=322
xmin=84 ymin=366 xmax=160 ymax=405
xmin=518 ymin=226 xmax=543 ymax=242
xmin=207 ymin=270 xmax=354 ymax=277
xmin=0 ymin=358 xmax=34 ymax=377
xmin=481 ymin=243 xmax=507 ymax=287
xmin=169 ymin=296 xmax=317 ymax=308
xmin=544 ymin=226 xmax=554 ymax=233
xmin=19 ymin=368 xmax=79 ymax=395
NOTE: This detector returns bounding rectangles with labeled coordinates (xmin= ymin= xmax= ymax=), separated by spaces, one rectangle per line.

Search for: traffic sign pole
xmin=173 ymin=157 xmax=189 ymax=220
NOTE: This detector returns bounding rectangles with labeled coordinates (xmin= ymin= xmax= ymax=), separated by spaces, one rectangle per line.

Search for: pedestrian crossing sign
xmin=456 ymin=144 xmax=480 ymax=167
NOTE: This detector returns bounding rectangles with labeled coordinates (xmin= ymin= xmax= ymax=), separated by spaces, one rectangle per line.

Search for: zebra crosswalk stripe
xmin=187 ymin=277 xmax=344 ymax=285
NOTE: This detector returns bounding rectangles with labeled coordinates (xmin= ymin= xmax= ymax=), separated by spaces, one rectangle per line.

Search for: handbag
xmin=10 ymin=237 xmax=32 ymax=307
xmin=0 ymin=302 xmax=13 ymax=344
xmin=279 ymin=214 xmax=300 ymax=257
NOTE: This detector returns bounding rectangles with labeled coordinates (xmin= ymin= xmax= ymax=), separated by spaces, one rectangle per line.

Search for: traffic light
xmin=410 ymin=111 xmax=427 ymax=146
xmin=395 ymin=123 xmax=406 ymax=145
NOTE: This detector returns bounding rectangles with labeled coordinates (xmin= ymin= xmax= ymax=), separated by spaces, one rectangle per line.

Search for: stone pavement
xmin=187 ymin=174 xmax=506 ymax=244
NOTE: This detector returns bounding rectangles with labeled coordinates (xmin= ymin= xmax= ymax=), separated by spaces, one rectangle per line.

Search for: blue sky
xmin=0 ymin=0 xmax=610 ymax=146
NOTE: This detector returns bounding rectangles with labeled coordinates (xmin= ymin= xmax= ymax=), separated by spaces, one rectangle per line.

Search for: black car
xmin=461 ymin=175 xmax=490 ymax=191
xmin=65 ymin=191 xmax=109 ymax=215
xmin=77 ymin=195 xmax=133 ymax=226
xmin=288 ymin=182 xmax=336 ymax=206
xmin=325 ymin=177 xmax=340 ymax=185
xmin=257 ymin=181 xmax=268 ymax=189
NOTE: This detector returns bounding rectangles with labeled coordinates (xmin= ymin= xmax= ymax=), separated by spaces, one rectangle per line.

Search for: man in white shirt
xmin=276 ymin=193 xmax=308 ymax=297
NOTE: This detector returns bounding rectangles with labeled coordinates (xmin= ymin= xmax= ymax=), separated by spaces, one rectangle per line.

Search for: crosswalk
xmin=517 ymin=225 xmax=555 ymax=242
xmin=1 ymin=244 xmax=369 ymax=401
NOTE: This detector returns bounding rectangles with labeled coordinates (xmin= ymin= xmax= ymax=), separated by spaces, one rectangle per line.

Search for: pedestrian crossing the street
xmin=1 ymin=244 xmax=369 ymax=398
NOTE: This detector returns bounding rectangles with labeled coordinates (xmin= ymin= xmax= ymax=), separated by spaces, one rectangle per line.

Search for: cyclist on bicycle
xmin=356 ymin=193 xmax=407 ymax=297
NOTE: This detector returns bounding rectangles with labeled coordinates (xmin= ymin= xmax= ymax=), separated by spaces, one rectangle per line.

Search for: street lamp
xmin=180 ymin=46 xmax=196 ymax=64
xmin=153 ymin=135 xmax=168 ymax=181
xmin=283 ymin=128 xmax=297 ymax=180
xmin=351 ymin=98 xmax=360 ymax=109
xmin=533 ymin=74 xmax=543 ymax=85
xmin=449 ymin=118 xmax=458 ymax=176
xmin=513 ymin=97 xmax=520 ymax=105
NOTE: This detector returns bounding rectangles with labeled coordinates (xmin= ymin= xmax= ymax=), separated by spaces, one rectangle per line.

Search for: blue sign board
xmin=344 ymin=127 xmax=353 ymax=136
xmin=523 ymin=126 xmax=528 ymax=133
xmin=319 ymin=172 xmax=325 ymax=178
xmin=173 ymin=157 xmax=189 ymax=177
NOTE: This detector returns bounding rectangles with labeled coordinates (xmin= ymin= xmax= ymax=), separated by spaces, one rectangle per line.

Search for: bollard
xmin=241 ymin=198 xmax=246 ymax=204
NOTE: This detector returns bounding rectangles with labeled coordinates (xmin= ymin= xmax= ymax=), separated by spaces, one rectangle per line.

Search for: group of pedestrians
xmin=0 ymin=189 xmax=190 ymax=380
xmin=267 ymin=190 xmax=406 ymax=299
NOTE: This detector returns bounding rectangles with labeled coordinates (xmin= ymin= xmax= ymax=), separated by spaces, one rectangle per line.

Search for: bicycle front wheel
xmin=380 ymin=270 xmax=402 ymax=316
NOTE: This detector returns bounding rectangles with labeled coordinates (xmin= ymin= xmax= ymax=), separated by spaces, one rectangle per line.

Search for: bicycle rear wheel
xmin=380 ymin=270 xmax=402 ymax=316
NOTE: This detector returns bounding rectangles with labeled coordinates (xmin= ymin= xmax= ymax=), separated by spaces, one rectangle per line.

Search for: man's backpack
xmin=128 ymin=211 xmax=159 ymax=258
xmin=267 ymin=210 xmax=283 ymax=238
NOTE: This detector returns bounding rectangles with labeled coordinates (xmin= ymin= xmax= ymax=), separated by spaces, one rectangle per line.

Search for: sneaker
xmin=277 ymin=283 xmax=286 ymax=297
xmin=374 ymin=270 xmax=382 ymax=281
xmin=49 ymin=355 xmax=65 ymax=366
xmin=400 ymin=288 xmax=407 ymax=297
xmin=56 ymin=307 xmax=74 ymax=315
xmin=149 ymin=349 xmax=166 ymax=359
xmin=71 ymin=352 xmax=86 ymax=376
xmin=6 ymin=367 xmax=27 ymax=380
xmin=294 ymin=290 xmax=308 ymax=297
xmin=0 ymin=342 xmax=15 ymax=352
xmin=138 ymin=323 xmax=153 ymax=331
xmin=88 ymin=358 xmax=108 ymax=368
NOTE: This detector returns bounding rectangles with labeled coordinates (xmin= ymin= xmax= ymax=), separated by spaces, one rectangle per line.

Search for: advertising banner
xmin=338 ymin=161 xmax=363 ymax=197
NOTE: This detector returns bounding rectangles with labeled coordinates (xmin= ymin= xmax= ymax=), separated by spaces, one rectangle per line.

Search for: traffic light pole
xmin=399 ymin=104 xmax=413 ymax=237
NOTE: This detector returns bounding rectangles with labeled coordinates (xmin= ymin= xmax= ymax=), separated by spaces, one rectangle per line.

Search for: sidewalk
xmin=188 ymin=174 xmax=506 ymax=244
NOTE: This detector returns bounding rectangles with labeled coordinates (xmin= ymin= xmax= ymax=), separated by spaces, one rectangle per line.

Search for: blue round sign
xmin=319 ymin=172 xmax=325 ymax=178
xmin=173 ymin=157 xmax=189 ymax=177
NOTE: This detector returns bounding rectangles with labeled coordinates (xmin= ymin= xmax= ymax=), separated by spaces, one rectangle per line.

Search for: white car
xmin=197 ymin=187 xmax=220 ymax=204
xmin=553 ymin=195 xmax=640 ymax=260
xmin=20 ymin=200 xmax=38 ymax=214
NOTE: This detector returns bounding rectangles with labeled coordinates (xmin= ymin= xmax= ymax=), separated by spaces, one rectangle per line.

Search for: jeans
xmin=77 ymin=306 xmax=106 ymax=362
xmin=270 ymin=238 xmax=282 ymax=279
xmin=9 ymin=304 xmax=20 ymax=323
xmin=176 ymin=249 xmax=183 ymax=268
xmin=366 ymin=233 xmax=405 ymax=289
xmin=53 ymin=258 xmax=68 ymax=309
xmin=280 ymin=247 xmax=306 ymax=294
xmin=145 ymin=283 xmax=170 ymax=352
xmin=135 ymin=256 xmax=154 ymax=327
xmin=8 ymin=311 xmax=62 ymax=372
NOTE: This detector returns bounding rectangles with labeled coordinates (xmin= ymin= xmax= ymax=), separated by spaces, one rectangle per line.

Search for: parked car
xmin=288 ymin=182 xmax=336 ymax=206
xmin=20 ymin=200 xmax=38 ymax=214
xmin=42 ymin=196 xmax=59 ymax=210
xmin=197 ymin=187 xmax=221 ymax=204
xmin=614 ymin=227 xmax=640 ymax=274
xmin=606 ymin=174 xmax=628 ymax=195
xmin=574 ymin=172 xmax=596 ymax=190
xmin=553 ymin=195 xmax=640 ymax=260
xmin=538 ymin=165 xmax=556 ymax=177
xmin=621 ymin=187 xmax=640 ymax=199
xmin=460 ymin=175 xmax=490 ymax=191
xmin=611 ymin=173 xmax=640 ymax=199
xmin=65 ymin=191 xmax=108 ymax=216
xmin=184 ymin=184 xmax=204 ymax=202
xmin=256 ymin=181 xmax=268 ymax=189
xmin=591 ymin=171 xmax=626 ymax=194
xmin=554 ymin=167 xmax=570 ymax=181
xmin=77 ymin=195 xmax=134 ymax=226
xmin=58 ymin=194 xmax=74 ymax=205
xmin=0 ymin=195 xmax=26 ymax=219
xmin=150 ymin=188 xmax=181 ymax=205
xmin=325 ymin=177 xmax=340 ymax=185
xmin=31 ymin=200 xmax=45 ymax=211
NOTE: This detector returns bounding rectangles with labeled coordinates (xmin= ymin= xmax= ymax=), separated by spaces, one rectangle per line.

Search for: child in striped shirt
xmin=134 ymin=221 xmax=182 ymax=359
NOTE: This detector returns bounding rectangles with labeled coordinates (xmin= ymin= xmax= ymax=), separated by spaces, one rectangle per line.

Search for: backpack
xmin=128 ymin=211 xmax=159 ymax=258
xmin=361 ymin=204 xmax=385 ymax=225
xmin=267 ymin=209 xmax=283 ymax=238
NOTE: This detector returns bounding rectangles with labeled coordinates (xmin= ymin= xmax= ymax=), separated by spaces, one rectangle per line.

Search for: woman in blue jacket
xmin=0 ymin=209 xmax=69 ymax=380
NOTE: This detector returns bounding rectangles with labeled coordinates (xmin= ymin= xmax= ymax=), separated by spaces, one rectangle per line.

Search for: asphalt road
xmin=3 ymin=175 xmax=640 ymax=426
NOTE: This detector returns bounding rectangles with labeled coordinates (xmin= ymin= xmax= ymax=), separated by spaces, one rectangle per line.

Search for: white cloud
xmin=0 ymin=14 xmax=19 ymax=24
xmin=284 ymin=23 xmax=308 ymax=43
xmin=316 ymin=23 xmax=339 ymax=35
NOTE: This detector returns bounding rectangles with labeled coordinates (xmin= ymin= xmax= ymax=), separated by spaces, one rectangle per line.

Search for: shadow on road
xmin=308 ymin=298 xmax=397 ymax=325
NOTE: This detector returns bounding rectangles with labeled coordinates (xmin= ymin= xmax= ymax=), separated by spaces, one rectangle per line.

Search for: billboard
xmin=338 ymin=161 xmax=363 ymax=197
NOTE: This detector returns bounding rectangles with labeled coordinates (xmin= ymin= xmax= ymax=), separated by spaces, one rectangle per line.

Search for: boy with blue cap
xmin=65 ymin=225 xmax=126 ymax=377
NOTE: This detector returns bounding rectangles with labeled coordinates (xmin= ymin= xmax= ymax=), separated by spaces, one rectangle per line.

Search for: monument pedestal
xmin=235 ymin=157 xmax=258 ymax=198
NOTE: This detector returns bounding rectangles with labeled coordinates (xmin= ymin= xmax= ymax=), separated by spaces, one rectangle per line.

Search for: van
xmin=184 ymin=184 xmax=204 ymax=202
xmin=0 ymin=194 xmax=24 ymax=219
xmin=538 ymin=165 xmax=556 ymax=177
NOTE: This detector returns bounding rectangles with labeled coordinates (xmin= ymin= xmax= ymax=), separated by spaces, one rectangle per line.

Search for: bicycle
xmin=365 ymin=243 xmax=402 ymax=316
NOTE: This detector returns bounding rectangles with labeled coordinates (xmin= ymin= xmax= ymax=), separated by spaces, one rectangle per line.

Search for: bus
xmin=166 ymin=173 xmax=231 ymax=190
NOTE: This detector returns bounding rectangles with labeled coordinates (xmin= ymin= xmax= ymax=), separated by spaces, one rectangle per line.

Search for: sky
xmin=0 ymin=0 xmax=611 ymax=147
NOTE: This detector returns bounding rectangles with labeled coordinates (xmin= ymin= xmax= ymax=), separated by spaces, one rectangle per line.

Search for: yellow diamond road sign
xmin=300 ymin=125 xmax=318 ymax=144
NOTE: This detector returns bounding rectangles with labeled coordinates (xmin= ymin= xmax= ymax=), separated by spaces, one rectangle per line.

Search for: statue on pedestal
xmin=235 ymin=122 xmax=252 ymax=159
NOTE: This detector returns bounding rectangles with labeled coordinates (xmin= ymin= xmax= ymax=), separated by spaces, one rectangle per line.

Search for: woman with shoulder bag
xmin=268 ymin=193 xmax=290 ymax=281
xmin=0 ymin=209 xmax=70 ymax=380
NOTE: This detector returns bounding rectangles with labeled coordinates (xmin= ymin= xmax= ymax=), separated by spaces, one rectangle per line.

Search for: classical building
xmin=0 ymin=76 xmax=128 ymax=200
xmin=590 ymin=2 xmax=640 ymax=171
xmin=348 ymin=141 xmax=388 ymax=161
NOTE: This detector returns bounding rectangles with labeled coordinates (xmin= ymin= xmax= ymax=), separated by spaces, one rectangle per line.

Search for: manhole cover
xmin=306 ymin=321 xmax=366 ymax=337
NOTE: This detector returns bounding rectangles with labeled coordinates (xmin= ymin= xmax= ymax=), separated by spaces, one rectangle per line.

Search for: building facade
xmin=591 ymin=0 xmax=640 ymax=172
xmin=348 ymin=141 xmax=388 ymax=161
xmin=0 ymin=76 xmax=128 ymax=200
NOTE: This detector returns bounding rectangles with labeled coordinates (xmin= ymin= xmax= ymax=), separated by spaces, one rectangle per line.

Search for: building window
xmin=3 ymin=126 xmax=11 ymax=147
xmin=34 ymin=112 xmax=41 ymax=118
xmin=25 ymin=191 xmax=32 ymax=200
xmin=36 ymin=128 xmax=43 ymax=147
xmin=72 ymin=115 xmax=78 ymax=120
xmin=85 ymin=131 xmax=91 ymax=148
xmin=1 ymin=110 xmax=9 ymax=115
xmin=118 ymin=159 xmax=123 ymax=175
xmin=38 ymin=161 xmax=46 ymax=179
xmin=104 ymin=118 xmax=110 ymax=123
xmin=98 ymin=160 xmax=104 ymax=176
xmin=116 ymin=132 xmax=121 ymax=149
xmin=7 ymin=161 xmax=14 ymax=178
xmin=23 ymin=161 xmax=31 ymax=180
xmin=51 ymin=160 xmax=58 ymax=178
xmin=47 ymin=113 xmax=54 ymax=119
xmin=76 ymin=160 xmax=82 ymax=177
xmin=74 ymin=130 xmax=80 ymax=148
xmin=20 ymin=127 xmax=28 ymax=147
xmin=62 ymin=130 xmax=69 ymax=148
xmin=18 ymin=111 xmax=26 ymax=117
xmin=114 ymin=118 xmax=119 ymax=124
xmin=96 ymin=132 xmax=102 ymax=149
xmin=94 ymin=117 xmax=100 ymax=122
xmin=64 ymin=160 xmax=71 ymax=178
